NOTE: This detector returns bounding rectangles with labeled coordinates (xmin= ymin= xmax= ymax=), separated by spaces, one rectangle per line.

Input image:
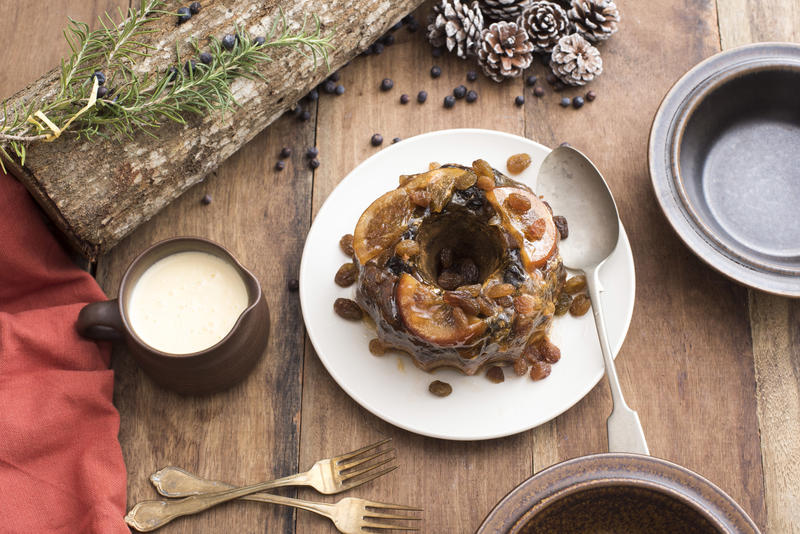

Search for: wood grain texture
xmin=3 ymin=0 xmax=423 ymax=259
xmin=716 ymin=1 xmax=800 ymax=531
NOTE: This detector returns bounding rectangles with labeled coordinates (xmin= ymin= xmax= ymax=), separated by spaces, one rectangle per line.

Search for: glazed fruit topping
xmin=487 ymin=187 xmax=558 ymax=270
xmin=353 ymin=188 xmax=414 ymax=264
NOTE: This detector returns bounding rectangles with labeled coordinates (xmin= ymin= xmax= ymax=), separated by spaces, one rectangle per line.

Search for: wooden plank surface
xmin=716 ymin=1 xmax=800 ymax=531
xmin=4 ymin=0 xmax=798 ymax=533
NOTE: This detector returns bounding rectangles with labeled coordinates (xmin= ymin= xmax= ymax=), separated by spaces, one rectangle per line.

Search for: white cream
xmin=128 ymin=251 xmax=249 ymax=355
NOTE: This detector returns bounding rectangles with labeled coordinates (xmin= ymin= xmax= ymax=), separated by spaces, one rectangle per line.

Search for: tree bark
xmin=3 ymin=0 xmax=424 ymax=259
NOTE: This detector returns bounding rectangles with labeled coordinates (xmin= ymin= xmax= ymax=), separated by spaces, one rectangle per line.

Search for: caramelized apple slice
xmin=353 ymin=189 xmax=414 ymax=265
xmin=396 ymin=274 xmax=486 ymax=346
xmin=487 ymin=186 xmax=557 ymax=270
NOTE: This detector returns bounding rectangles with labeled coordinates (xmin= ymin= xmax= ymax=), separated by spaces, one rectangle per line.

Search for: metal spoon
xmin=536 ymin=145 xmax=649 ymax=455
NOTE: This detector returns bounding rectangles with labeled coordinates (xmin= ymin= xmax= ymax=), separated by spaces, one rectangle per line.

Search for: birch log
xmin=3 ymin=0 xmax=424 ymax=258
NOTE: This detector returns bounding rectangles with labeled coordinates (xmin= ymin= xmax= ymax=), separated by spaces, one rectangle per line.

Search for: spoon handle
xmin=587 ymin=266 xmax=649 ymax=455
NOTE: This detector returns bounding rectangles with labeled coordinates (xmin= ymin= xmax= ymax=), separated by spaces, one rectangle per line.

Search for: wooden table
xmin=2 ymin=1 xmax=799 ymax=532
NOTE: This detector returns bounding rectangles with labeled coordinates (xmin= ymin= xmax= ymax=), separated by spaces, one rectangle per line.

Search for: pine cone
xmin=479 ymin=0 xmax=533 ymax=22
xmin=517 ymin=1 xmax=571 ymax=53
xmin=477 ymin=21 xmax=534 ymax=82
xmin=550 ymin=33 xmax=602 ymax=86
xmin=427 ymin=0 xmax=485 ymax=58
xmin=568 ymin=0 xmax=620 ymax=43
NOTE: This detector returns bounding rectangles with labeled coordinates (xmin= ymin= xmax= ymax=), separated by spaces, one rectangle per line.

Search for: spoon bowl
xmin=537 ymin=146 xmax=648 ymax=455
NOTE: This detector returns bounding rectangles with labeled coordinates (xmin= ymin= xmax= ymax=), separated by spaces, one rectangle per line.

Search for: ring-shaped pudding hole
xmin=415 ymin=208 xmax=505 ymax=286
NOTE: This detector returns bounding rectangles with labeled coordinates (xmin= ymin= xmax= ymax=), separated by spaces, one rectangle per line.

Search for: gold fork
xmin=127 ymin=493 xmax=422 ymax=533
xmin=151 ymin=438 xmax=396 ymax=498
xmin=125 ymin=438 xmax=399 ymax=531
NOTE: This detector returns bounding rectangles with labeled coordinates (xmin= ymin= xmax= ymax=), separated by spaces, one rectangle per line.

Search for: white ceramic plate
xmin=299 ymin=129 xmax=635 ymax=441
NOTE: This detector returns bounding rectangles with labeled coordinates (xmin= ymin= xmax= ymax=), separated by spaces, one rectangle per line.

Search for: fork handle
xmin=125 ymin=479 xmax=298 ymax=532
xmin=151 ymin=466 xmax=312 ymax=498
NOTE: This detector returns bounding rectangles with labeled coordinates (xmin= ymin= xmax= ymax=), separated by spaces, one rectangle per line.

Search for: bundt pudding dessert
xmin=345 ymin=159 xmax=566 ymax=377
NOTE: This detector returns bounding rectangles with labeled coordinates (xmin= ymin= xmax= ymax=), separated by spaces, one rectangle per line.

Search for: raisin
xmin=506 ymin=153 xmax=532 ymax=174
xmin=553 ymin=215 xmax=569 ymax=239
xmin=523 ymin=343 xmax=541 ymax=364
xmin=457 ymin=258 xmax=480 ymax=285
xmin=514 ymin=316 xmax=533 ymax=335
xmin=505 ymin=193 xmax=531 ymax=214
xmin=530 ymin=361 xmax=552 ymax=380
xmin=339 ymin=234 xmax=355 ymax=257
xmin=554 ymin=293 xmax=572 ymax=316
xmin=409 ymin=189 xmax=430 ymax=208
xmin=472 ymin=158 xmax=493 ymax=177
xmin=454 ymin=169 xmax=478 ymax=190
xmin=486 ymin=282 xmax=515 ymax=299
xmin=513 ymin=294 xmax=537 ymax=315
xmin=486 ymin=366 xmax=505 ymax=383
xmin=334 ymin=298 xmax=363 ymax=320
xmin=334 ymin=262 xmax=358 ymax=287
xmin=439 ymin=247 xmax=454 ymax=269
xmin=570 ymin=294 xmax=591 ymax=316
xmin=438 ymin=269 xmax=463 ymax=290
xmin=478 ymin=296 xmax=496 ymax=317
xmin=444 ymin=291 xmax=480 ymax=316
xmin=563 ymin=275 xmax=587 ymax=294
xmin=513 ymin=357 xmax=529 ymax=376
xmin=452 ymin=306 xmax=469 ymax=329
xmin=369 ymin=338 xmax=386 ymax=356
xmin=476 ymin=175 xmax=495 ymax=191
xmin=456 ymin=284 xmax=482 ymax=297
xmin=395 ymin=239 xmax=420 ymax=259
xmin=429 ymin=380 xmax=452 ymax=397
xmin=496 ymin=295 xmax=514 ymax=308
xmin=524 ymin=219 xmax=546 ymax=241
xmin=537 ymin=339 xmax=561 ymax=363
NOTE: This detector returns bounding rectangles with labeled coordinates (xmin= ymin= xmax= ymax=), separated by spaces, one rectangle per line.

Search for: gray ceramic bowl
xmin=649 ymin=42 xmax=800 ymax=296
xmin=477 ymin=454 xmax=760 ymax=534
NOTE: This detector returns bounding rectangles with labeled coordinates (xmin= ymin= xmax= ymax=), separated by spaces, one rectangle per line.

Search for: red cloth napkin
xmin=0 ymin=171 xmax=128 ymax=533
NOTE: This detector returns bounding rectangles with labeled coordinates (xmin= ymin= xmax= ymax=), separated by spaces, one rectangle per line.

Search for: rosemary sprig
xmin=0 ymin=2 xmax=333 ymax=171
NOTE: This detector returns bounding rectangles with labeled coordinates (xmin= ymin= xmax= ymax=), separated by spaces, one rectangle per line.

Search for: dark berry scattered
xmin=280 ymin=147 xmax=292 ymax=158
xmin=417 ymin=90 xmax=428 ymax=103
xmin=189 ymin=1 xmax=201 ymax=14
xmin=275 ymin=160 xmax=285 ymax=171
xmin=572 ymin=96 xmax=585 ymax=109
xmin=288 ymin=278 xmax=299 ymax=291
xmin=443 ymin=95 xmax=455 ymax=108
xmin=222 ymin=34 xmax=236 ymax=50
xmin=453 ymin=85 xmax=467 ymax=99
xmin=392 ymin=137 xmax=401 ymax=143
xmin=560 ymin=97 xmax=571 ymax=107
xmin=91 ymin=71 xmax=106 ymax=85
xmin=533 ymin=86 xmax=545 ymax=97
xmin=373 ymin=42 xmax=384 ymax=55
xmin=199 ymin=51 xmax=213 ymax=65
xmin=291 ymin=104 xmax=303 ymax=117
xmin=253 ymin=36 xmax=266 ymax=47
xmin=432 ymin=47 xmax=443 ymax=57
xmin=307 ymin=89 xmax=319 ymax=101
xmin=177 ymin=7 xmax=191 ymax=24
xmin=391 ymin=21 xmax=403 ymax=31
xmin=328 ymin=71 xmax=340 ymax=82
xmin=201 ymin=194 xmax=212 ymax=205
xmin=402 ymin=14 xmax=415 ymax=24
xmin=306 ymin=147 xmax=319 ymax=158
xmin=431 ymin=65 xmax=442 ymax=78
xmin=545 ymin=73 xmax=557 ymax=85
xmin=380 ymin=78 xmax=394 ymax=91
xmin=407 ymin=21 xmax=419 ymax=32
xmin=525 ymin=74 xmax=538 ymax=86
xmin=184 ymin=59 xmax=197 ymax=74
xmin=323 ymin=80 xmax=337 ymax=94
xmin=96 ymin=86 xmax=109 ymax=98
xmin=467 ymin=70 xmax=477 ymax=82
xmin=371 ymin=133 xmax=383 ymax=146
xmin=382 ymin=33 xmax=395 ymax=46
xmin=363 ymin=45 xmax=373 ymax=56
xmin=335 ymin=84 xmax=345 ymax=95
xmin=515 ymin=95 xmax=525 ymax=106
xmin=466 ymin=90 xmax=478 ymax=103
xmin=400 ymin=93 xmax=410 ymax=104
xmin=586 ymin=90 xmax=597 ymax=102
xmin=300 ymin=110 xmax=311 ymax=121
xmin=166 ymin=67 xmax=178 ymax=82
xmin=309 ymin=158 xmax=320 ymax=169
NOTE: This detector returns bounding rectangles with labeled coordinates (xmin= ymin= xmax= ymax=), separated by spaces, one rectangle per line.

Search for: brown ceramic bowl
xmin=477 ymin=454 xmax=760 ymax=534
xmin=77 ymin=237 xmax=270 ymax=395
xmin=649 ymin=42 xmax=800 ymax=297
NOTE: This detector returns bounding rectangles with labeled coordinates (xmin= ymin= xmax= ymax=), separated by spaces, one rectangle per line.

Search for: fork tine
xmin=334 ymin=438 xmax=392 ymax=463
xmin=360 ymin=521 xmax=420 ymax=531
xmin=340 ymin=456 xmax=396 ymax=481
xmin=363 ymin=500 xmax=424 ymax=512
xmin=364 ymin=510 xmax=423 ymax=521
xmin=341 ymin=465 xmax=398 ymax=490
xmin=337 ymin=447 xmax=394 ymax=471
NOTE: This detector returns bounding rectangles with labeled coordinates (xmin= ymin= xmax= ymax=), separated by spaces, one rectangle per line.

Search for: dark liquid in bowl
xmin=521 ymin=486 xmax=718 ymax=534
